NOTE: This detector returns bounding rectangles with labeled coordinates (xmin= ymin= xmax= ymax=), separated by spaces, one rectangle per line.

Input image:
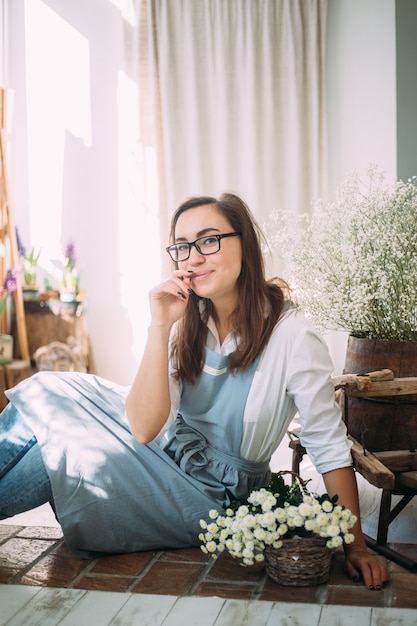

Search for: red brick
xmin=131 ymin=561 xmax=205 ymax=595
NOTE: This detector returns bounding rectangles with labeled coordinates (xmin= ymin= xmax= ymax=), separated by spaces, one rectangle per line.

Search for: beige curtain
xmin=124 ymin=0 xmax=328 ymax=272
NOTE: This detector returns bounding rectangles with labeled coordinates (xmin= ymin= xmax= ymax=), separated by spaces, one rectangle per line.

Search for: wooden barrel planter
xmin=343 ymin=336 xmax=417 ymax=452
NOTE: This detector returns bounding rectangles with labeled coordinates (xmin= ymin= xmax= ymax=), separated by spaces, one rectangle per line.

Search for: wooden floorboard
xmin=1 ymin=586 xmax=417 ymax=626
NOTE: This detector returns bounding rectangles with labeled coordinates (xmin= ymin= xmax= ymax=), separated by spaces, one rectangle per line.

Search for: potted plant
xmin=199 ymin=472 xmax=357 ymax=586
xmin=60 ymin=241 xmax=80 ymax=303
xmin=267 ymin=165 xmax=417 ymax=451
xmin=21 ymin=247 xmax=41 ymax=297
xmin=0 ymin=267 xmax=19 ymax=364
xmin=15 ymin=229 xmax=41 ymax=299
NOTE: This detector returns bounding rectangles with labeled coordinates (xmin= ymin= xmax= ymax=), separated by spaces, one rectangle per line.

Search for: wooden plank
xmin=349 ymin=436 xmax=395 ymax=490
xmin=319 ymin=605 xmax=371 ymax=625
xmin=396 ymin=471 xmax=417 ymax=490
xmin=0 ymin=584 xmax=42 ymax=625
xmin=162 ymin=596 xmax=226 ymax=626
xmin=266 ymin=602 xmax=321 ymax=626
xmin=333 ymin=369 xmax=394 ymax=392
xmin=348 ymin=377 xmax=417 ymax=397
xmin=58 ymin=590 xmax=129 ymax=626
xmin=371 ymin=607 xmax=417 ymax=626
xmin=373 ymin=449 xmax=417 ymax=472
xmin=5 ymin=587 xmax=86 ymax=626
xmin=216 ymin=599 xmax=273 ymax=626
xmin=110 ymin=593 xmax=178 ymax=625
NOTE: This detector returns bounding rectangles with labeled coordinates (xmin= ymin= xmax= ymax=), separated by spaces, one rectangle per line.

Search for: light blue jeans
xmin=0 ymin=403 xmax=53 ymax=519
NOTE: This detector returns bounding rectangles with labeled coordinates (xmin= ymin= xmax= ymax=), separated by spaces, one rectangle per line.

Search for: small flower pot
xmin=0 ymin=334 xmax=13 ymax=365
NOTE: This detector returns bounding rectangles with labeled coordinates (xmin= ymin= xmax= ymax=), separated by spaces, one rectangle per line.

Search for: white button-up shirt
xmin=168 ymin=306 xmax=352 ymax=475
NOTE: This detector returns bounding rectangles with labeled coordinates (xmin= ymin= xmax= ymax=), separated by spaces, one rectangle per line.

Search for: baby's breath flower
xmin=266 ymin=166 xmax=417 ymax=341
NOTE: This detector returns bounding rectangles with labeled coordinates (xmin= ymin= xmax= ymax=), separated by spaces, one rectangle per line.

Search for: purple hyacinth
xmin=65 ymin=242 xmax=76 ymax=271
xmin=3 ymin=267 xmax=20 ymax=294
xmin=15 ymin=228 xmax=26 ymax=257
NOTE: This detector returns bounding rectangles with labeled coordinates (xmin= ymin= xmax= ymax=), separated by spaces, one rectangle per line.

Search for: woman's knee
xmin=0 ymin=442 xmax=52 ymax=518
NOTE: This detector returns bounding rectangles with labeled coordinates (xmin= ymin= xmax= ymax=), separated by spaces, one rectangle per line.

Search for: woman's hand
xmin=149 ymin=269 xmax=193 ymax=328
xmin=344 ymin=545 xmax=388 ymax=590
xmin=322 ymin=466 xmax=389 ymax=590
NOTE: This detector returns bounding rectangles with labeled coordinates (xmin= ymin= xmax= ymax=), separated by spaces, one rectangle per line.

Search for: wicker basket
xmin=264 ymin=536 xmax=333 ymax=586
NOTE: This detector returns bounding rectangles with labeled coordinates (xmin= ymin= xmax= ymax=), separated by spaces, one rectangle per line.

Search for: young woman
xmin=0 ymin=193 xmax=387 ymax=590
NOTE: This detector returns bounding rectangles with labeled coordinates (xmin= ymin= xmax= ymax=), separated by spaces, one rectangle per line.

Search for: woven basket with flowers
xmin=199 ymin=471 xmax=357 ymax=587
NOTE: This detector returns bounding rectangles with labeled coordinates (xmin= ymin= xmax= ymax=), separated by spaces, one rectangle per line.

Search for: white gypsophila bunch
xmin=266 ymin=166 xmax=417 ymax=341
xmin=199 ymin=474 xmax=357 ymax=566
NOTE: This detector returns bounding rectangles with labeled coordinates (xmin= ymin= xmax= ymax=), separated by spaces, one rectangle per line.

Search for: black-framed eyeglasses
xmin=166 ymin=232 xmax=240 ymax=262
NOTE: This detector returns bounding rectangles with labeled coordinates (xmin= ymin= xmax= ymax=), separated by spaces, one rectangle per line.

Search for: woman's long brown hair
xmin=169 ymin=193 xmax=285 ymax=384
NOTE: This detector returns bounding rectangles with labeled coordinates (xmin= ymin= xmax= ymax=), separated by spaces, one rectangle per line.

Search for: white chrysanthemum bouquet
xmin=199 ymin=472 xmax=357 ymax=566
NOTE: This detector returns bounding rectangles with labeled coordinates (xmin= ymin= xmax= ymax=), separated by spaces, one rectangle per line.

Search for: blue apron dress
xmin=5 ymin=347 xmax=270 ymax=557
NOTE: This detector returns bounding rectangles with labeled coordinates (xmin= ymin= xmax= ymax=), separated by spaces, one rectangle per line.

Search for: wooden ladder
xmin=0 ymin=86 xmax=29 ymax=362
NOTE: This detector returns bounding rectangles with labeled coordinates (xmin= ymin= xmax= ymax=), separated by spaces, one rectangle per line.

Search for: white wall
xmin=327 ymin=0 xmax=397 ymax=190
xmin=2 ymin=0 xmax=398 ymax=383
xmin=324 ymin=0 xmax=397 ymax=374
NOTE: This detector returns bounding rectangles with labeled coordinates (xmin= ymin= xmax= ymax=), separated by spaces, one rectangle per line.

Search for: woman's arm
xmin=322 ymin=466 xmax=388 ymax=590
xmin=125 ymin=270 xmax=190 ymax=443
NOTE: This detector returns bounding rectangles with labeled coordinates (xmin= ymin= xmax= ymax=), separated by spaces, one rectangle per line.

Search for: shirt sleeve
xmin=286 ymin=323 xmax=352 ymax=474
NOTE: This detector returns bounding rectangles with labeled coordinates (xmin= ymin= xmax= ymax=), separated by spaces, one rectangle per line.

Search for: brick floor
xmin=0 ymin=524 xmax=416 ymax=609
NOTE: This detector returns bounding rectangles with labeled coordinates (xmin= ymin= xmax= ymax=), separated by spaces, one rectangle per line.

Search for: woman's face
xmin=174 ymin=204 xmax=243 ymax=308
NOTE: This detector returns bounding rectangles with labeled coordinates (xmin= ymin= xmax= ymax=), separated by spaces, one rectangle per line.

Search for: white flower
xmin=315 ymin=513 xmax=329 ymax=527
xmin=262 ymin=511 xmax=276 ymax=526
xmin=207 ymin=523 xmax=218 ymax=534
xmin=325 ymin=524 xmax=341 ymax=537
xmin=298 ymin=502 xmax=312 ymax=517
xmin=321 ymin=500 xmax=333 ymax=513
xmin=236 ymin=505 xmax=249 ymax=518
xmin=254 ymin=527 xmax=267 ymax=541
xmin=286 ymin=505 xmax=299 ymax=517
xmin=243 ymin=514 xmax=256 ymax=528
xmin=266 ymin=167 xmax=417 ymax=341
xmin=262 ymin=495 xmax=277 ymax=512
xmin=199 ymin=472 xmax=356 ymax=565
